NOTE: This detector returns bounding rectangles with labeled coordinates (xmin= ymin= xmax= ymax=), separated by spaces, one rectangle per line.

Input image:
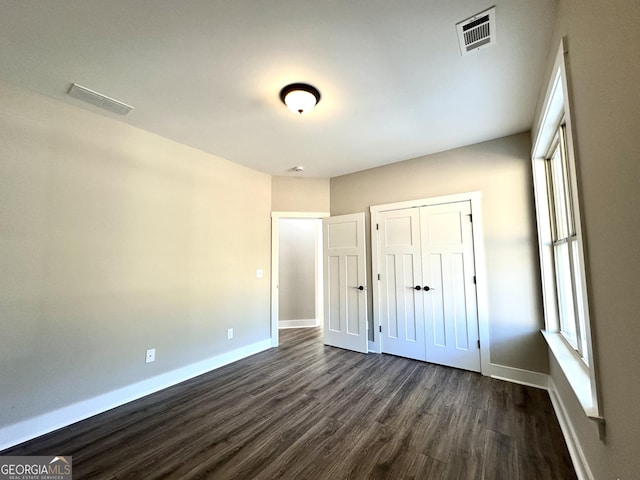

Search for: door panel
xmin=429 ymin=252 xmax=446 ymax=346
xmin=402 ymin=254 xmax=418 ymax=342
xmin=378 ymin=208 xmax=425 ymax=361
xmin=384 ymin=255 xmax=398 ymax=338
xmin=327 ymin=255 xmax=341 ymax=331
xmin=451 ymin=252 xmax=471 ymax=350
xmin=323 ymin=213 xmax=368 ymax=353
xmin=345 ymin=254 xmax=360 ymax=335
xmin=421 ymin=201 xmax=480 ymax=372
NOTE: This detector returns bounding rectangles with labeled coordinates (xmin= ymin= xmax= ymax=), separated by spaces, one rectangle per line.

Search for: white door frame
xmin=271 ymin=212 xmax=330 ymax=347
xmin=370 ymin=192 xmax=491 ymax=375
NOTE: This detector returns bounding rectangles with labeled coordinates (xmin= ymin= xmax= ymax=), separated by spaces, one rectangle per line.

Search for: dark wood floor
xmin=2 ymin=328 xmax=577 ymax=480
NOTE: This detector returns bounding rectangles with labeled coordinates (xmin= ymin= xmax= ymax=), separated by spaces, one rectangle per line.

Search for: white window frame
xmin=531 ymin=38 xmax=603 ymax=425
xmin=545 ymin=124 xmax=587 ymax=357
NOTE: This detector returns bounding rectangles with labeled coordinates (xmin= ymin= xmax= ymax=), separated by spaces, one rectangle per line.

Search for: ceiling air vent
xmin=67 ymin=83 xmax=134 ymax=115
xmin=456 ymin=7 xmax=496 ymax=56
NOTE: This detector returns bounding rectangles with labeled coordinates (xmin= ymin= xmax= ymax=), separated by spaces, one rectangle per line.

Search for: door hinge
xmin=378 ymin=273 xmax=381 ymax=280
xmin=467 ymin=214 xmax=473 ymax=222
xmin=379 ymin=325 xmax=382 ymax=333
xmin=376 ymin=223 xmax=379 ymax=230
xmin=477 ymin=339 xmax=481 ymax=349
xmin=473 ymin=276 xmax=476 ymax=284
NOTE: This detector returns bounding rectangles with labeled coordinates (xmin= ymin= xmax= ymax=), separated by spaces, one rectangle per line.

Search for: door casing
xmin=370 ymin=192 xmax=491 ymax=375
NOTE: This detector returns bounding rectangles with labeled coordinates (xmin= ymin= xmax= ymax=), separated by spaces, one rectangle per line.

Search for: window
xmin=544 ymin=124 xmax=588 ymax=363
xmin=531 ymin=39 xmax=602 ymax=424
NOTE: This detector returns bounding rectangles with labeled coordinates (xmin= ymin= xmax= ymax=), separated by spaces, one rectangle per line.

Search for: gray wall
xmin=331 ymin=132 xmax=547 ymax=373
xmin=278 ymin=219 xmax=317 ymax=321
xmin=541 ymin=0 xmax=640 ymax=477
xmin=0 ymin=80 xmax=272 ymax=429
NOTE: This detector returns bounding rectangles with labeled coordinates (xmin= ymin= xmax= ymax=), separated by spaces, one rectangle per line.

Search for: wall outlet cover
xmin=145 ymin=348 xmax=156 ymax=363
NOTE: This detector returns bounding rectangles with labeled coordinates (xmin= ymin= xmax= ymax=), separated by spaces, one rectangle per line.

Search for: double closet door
xmin=377 ymin=200 xmax=480 ymax=372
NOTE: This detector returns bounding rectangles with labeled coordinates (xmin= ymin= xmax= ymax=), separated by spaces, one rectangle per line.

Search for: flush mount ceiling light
xmin=279 ymin=83 xmax=321 ymax=114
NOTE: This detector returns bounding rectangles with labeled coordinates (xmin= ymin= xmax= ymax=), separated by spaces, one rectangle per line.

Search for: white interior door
xmin=378 ymin=208 xmax=426 ymax=361
xmin=323 ymin=213 xmax=368 ymax=353
xmin=421 ymin=201 xmax=480 ymax=372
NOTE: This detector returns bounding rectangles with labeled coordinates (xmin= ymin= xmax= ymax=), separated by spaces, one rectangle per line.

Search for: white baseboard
xmin=0 ymin=338 xmax=273 ymax=451
xmin=278 ymin=319 xmax=319 ymax=329
xmin=486 ymin=363 xmax=549 ymax=390
xmin=547 ymin=377 xmax=595 ymax=480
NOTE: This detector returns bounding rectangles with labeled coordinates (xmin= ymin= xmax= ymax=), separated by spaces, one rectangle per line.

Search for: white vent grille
xmin=67 ymin=83 xmax=134 ymax=115
xmin=456 ymin=7 xmax=496 ymax=56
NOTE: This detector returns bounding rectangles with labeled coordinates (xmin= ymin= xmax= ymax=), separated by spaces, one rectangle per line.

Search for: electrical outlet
xmin=227 ymin=328 xmax=234 ymax=339
xmin=145 ymin=348 xmax=156 ymax=363
xmin=256 ymin=269 xmax=264 ymax=279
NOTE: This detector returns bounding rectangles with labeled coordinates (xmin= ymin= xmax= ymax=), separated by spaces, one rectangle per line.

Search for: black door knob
xmin=423 ymin=286 xmax=431 ymax=291
xmin=358 ymin=285 xmax=365 ymax=291
xmin=414 ymin=285 xmax=422 ymax=291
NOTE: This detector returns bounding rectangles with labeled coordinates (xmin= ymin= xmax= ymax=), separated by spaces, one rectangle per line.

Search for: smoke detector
xmin=456 ymin=7 xmax=496 ymax=56
xmin=67 ymin=83 xmax=134 ymax=115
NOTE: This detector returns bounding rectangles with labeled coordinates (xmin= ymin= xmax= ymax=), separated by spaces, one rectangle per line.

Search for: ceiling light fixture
xmin=279 ymin=83 xmax=321 ymax=114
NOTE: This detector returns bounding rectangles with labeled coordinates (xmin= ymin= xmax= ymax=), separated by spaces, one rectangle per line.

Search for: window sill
xmin=542 ymin=330 xmax=603 ymax=422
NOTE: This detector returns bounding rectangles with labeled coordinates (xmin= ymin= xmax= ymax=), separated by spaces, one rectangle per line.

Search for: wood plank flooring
xmin=2 ymin=328 xmax=577 ymax=479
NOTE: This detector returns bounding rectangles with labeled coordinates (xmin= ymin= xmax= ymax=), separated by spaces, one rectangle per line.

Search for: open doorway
xmin=270 ymin=212 xmax=329 ymax=347
xmin=278 ymin=218 xmax=322 ymax=329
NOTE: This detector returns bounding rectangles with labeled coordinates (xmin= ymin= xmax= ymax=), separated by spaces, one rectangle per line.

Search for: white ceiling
xmin=0 ymin=0 xmax=557 ymax=178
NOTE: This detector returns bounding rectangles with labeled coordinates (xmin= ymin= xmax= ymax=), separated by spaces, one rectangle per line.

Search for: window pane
xmin=554 ymin=241 xmax=577 ymax=347
xmin=550 ymin=145 xmax=569 ymax=239
xmin=559 ymin=125 xmax=576 ymax=236
xmin=544 ymin=158 xmax=558 ymax=241
xmin=570 ymin=238 xmax=588 ymax=362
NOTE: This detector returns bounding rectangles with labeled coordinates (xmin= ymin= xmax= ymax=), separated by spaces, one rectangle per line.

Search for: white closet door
xmin=378 ymin=208 xmax=425 ymax=361
xmin=420 ymin=201 xmax=480 ymax=372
